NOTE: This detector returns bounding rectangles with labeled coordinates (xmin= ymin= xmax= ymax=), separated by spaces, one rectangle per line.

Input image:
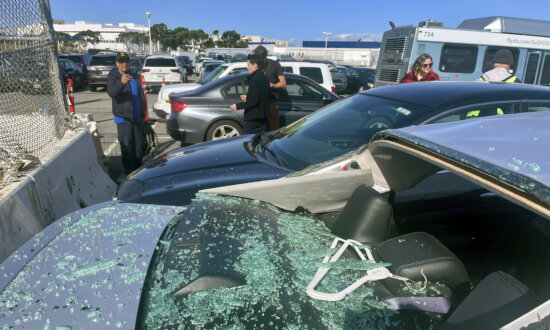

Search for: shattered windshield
xmin=138 ymin=193 xmax=410 ymax=328
xmin=265 ymin=94 xmax=426 ymax=170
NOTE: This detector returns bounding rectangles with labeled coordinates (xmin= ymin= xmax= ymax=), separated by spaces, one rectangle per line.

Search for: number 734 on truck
xmin=375 ymin=16 xmax=550 ymax=87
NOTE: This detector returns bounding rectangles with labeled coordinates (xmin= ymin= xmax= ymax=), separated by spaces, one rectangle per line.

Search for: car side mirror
xmin=323 ymin=92 xmax=332 ymax=102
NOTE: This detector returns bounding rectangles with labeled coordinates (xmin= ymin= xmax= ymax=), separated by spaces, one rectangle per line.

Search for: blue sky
xmin=50 ymin=0 xmax=550 ymax=46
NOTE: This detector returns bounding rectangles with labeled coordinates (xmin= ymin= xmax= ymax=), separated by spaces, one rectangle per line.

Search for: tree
xmin=116 ymin=31 xmax=147 ymax=53
xmin=218 ymin=30 xmax=247 ymax=48
xmin=75 ymin=30 xmax=101 ymax=51
xmin=150 ymin=23 xmax=169 ymax=52
xmin=55 ymin=31 xmax=76 ymax=52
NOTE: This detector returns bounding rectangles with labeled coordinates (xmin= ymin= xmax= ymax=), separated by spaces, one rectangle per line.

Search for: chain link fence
xmin=0 ymin=0 xmax=70 ymax=185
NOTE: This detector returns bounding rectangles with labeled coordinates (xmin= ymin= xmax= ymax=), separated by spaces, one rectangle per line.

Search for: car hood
xmin=118 ymin=136 xmax=293 ymax=205
xmin=0 ymin=202 xmax=184 ymax=329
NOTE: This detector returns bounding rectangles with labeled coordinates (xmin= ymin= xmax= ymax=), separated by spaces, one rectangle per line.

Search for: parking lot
xmin=74 ymin=76 xmax=199 ymax=182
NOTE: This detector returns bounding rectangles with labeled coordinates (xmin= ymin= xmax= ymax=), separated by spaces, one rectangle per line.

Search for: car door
xmin=221 ymin=78 xmax=247 ymax=119
xmin=277 ymin=77 xmax=327 ymax=126
xmin=346 ymin=69 xmax=359 ymax=93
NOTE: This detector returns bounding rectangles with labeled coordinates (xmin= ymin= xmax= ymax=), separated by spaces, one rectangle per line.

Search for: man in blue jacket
xmin=107 ymin=52 xmax=147 ymax=175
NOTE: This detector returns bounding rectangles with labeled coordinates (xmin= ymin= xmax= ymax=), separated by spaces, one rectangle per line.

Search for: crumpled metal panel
xmin=0 ymin=202 xmax=184 ymax=329
xmin=374 ymin=111 xmax=550 ymax=206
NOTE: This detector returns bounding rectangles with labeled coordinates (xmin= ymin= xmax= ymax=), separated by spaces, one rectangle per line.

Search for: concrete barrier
xmin=0 ymin=128 xmax=117 ymax=262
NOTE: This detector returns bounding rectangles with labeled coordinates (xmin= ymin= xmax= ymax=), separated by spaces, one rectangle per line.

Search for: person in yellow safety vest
xmin=480 ymin=49 xmax=522 ymax=83
xmin=469 ymin=49 xmax=521 ymax=118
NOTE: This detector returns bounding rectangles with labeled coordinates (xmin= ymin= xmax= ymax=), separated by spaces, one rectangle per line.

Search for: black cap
xmin=116 ymin=52 xmax=129 ymax=62
xmin=493 ymin=49 xmax=514 ymax=65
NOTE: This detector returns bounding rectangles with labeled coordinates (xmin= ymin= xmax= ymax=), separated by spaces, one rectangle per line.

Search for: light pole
xmin=322 ymin=32 xmax=332 ymax=60
xmin=146 ymin=12 xmax=152 ymax=54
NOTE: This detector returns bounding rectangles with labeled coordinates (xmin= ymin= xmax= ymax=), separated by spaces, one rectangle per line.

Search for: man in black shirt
xmin=254 ymin=46 xmax=286 ymax=130
xmin=230 ymin=54 xmax=270 ymax=134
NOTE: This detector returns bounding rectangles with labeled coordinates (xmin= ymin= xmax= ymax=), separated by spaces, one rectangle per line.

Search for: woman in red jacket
xmin=400 ymin=53 xmax=440 ymax=83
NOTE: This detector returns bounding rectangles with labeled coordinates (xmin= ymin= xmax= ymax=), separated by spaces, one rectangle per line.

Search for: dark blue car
xmin=117 ymin=81 xmax=550 ymax=206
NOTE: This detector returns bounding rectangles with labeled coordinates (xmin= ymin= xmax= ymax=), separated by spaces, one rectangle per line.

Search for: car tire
xmin=90 ymin=85 xmax=97 ymax=92
xmin=206 ymin=120 xmax=242 ymax=141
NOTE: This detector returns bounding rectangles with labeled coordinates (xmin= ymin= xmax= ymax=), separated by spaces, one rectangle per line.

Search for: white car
xmin=141 ymin=55 xmax=187 ymax=92
xmin=193 ymin=57 xmax=212 ymax=74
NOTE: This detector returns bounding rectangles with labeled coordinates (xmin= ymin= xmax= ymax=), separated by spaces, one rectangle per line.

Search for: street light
xmin=322 ymin=31 xmax=332 ymax=60
xmin=146 ymin=12 xmax=152 ymax=54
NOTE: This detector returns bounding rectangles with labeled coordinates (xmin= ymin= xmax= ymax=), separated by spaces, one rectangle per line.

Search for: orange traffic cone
xmin=67 ymin=79 xmax=75 ymax=113
xmin=141 ymin=75 xmax=149 ymax=121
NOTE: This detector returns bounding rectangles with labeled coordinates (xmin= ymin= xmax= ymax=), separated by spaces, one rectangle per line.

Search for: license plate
xmin=102 ymin=71 xmax=109 ymax=75
xmin=156 ymin=74 xmax=164 ymax=78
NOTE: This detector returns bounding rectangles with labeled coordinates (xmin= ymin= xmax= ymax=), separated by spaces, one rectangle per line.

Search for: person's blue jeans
xmin=117 ymin=121 xmax=145 ymax=174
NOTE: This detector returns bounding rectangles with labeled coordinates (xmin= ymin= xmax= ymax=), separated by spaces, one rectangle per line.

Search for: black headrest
xmin=332 ymin=185 xmax=395 ymax=245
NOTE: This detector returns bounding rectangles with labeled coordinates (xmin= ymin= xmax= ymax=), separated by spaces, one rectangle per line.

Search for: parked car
xmin=153 ymin=63 xmax=250 ymax=119
xmin=345 ymin=67 xmax=376 ymax=93
xmin=58 ymin=58 xmax=85 ymax=90
xmin=141 ymin=55 xmax=187 ymax=93
xmin=87 ymin=52 xmax=117 ymax=91
xmin=331 ymin=70 xmax=347 ymax=95
xmin=199 ymin=62 xmax=224 ymax=83
xmin=4 ymin=112 xmax=550 ymax=329
xmin=194 ymin=57 xmax=213 ymax=74
xmin=166 ymin=72 xmax=338 ymax=145
xmin=335 ymin=65 xmax=348 ymax=74
xmin=197 ymin=60 xmax=224 ymax=77
xmin=58 ymin=53 xmax=91 ymax=81
xmin=176 ymin=55 xmax=193 ymax=74
xmin=154 ymin=62 xmax=334 ymax=119
xmin=120 ymin=81 xmax=550 ymax=206
xmin=303 ymin=59 xmax=336 ymax=71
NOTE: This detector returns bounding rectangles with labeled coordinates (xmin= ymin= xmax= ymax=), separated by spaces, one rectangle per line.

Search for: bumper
xmin=166 ymin=116 xmax=203 ymax=144
xmin=88 ymin=75 xmax=107 ymax=86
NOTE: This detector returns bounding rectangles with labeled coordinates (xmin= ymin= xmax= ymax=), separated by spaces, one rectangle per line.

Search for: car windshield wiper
xmin=256 ymin=140 xmax=288 ymax=167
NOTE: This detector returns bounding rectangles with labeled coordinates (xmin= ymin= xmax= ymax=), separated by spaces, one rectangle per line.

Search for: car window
xmin=526 ymin=103 xmax=550 ymax=112
xmin=89 ymin=56 xmax=116 ymax=66
xmin=299 ymin=67 xmax=323 ymax=84
xmin=282 ymin=66 xmax=293 ymax=73
xmin=224 ymin=81 xmax=247 ymax=100
xmin=145 ymin=58 xmax=176 ymax=67
xmin=284 ymin=78 xmax=324 ymax=102
xmin=539 ymin=55 xmax=550 ymax=86
xmin=430 ymin=103 xmax=519 ymax=124
xmin=267 ymin=94 xmax=425 ymax=170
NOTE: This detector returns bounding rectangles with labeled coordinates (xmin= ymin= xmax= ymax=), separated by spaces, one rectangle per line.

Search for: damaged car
xmin=1 ymin=111 xmax=550 ymax=329
xmin=118 ymin=81 xmax=550 ymax=206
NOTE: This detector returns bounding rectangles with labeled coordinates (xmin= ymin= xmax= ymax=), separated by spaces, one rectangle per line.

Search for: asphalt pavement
xmin=73 ymin=76 xmax=196 ymax=184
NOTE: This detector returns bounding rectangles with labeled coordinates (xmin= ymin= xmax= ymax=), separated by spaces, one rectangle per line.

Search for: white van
xmin=153 ymin=61 xmax=334 ymax=119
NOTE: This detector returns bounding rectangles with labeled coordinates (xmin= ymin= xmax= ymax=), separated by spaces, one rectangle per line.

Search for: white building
xmin=242 ymin=35 xmax=288 ymax=47
xmin=53 ymin=21 xmax=149 ymax=53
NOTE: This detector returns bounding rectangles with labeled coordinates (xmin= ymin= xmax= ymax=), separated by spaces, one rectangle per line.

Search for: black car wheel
xmin=90 ymin=85 xmax=97 ymax=92
xmin=206 ymin=120 xmax=242 ymax=141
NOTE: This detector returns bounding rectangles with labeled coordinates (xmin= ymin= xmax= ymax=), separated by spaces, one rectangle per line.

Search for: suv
xmin=87 ymin=53 xmax=117 ymax=91
xmin=141 ymin=55 xmax=187 ymax=93
xmin=58 ymin=53 xmax=91 ymax=80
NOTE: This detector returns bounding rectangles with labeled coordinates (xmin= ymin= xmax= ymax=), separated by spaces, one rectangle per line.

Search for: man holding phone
xmin=107 ymin=52 xmax=147 ymax=177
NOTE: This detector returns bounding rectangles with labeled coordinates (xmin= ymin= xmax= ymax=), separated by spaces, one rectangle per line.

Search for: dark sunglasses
xmin=422 ymin=63 xmax=433 ymax=68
